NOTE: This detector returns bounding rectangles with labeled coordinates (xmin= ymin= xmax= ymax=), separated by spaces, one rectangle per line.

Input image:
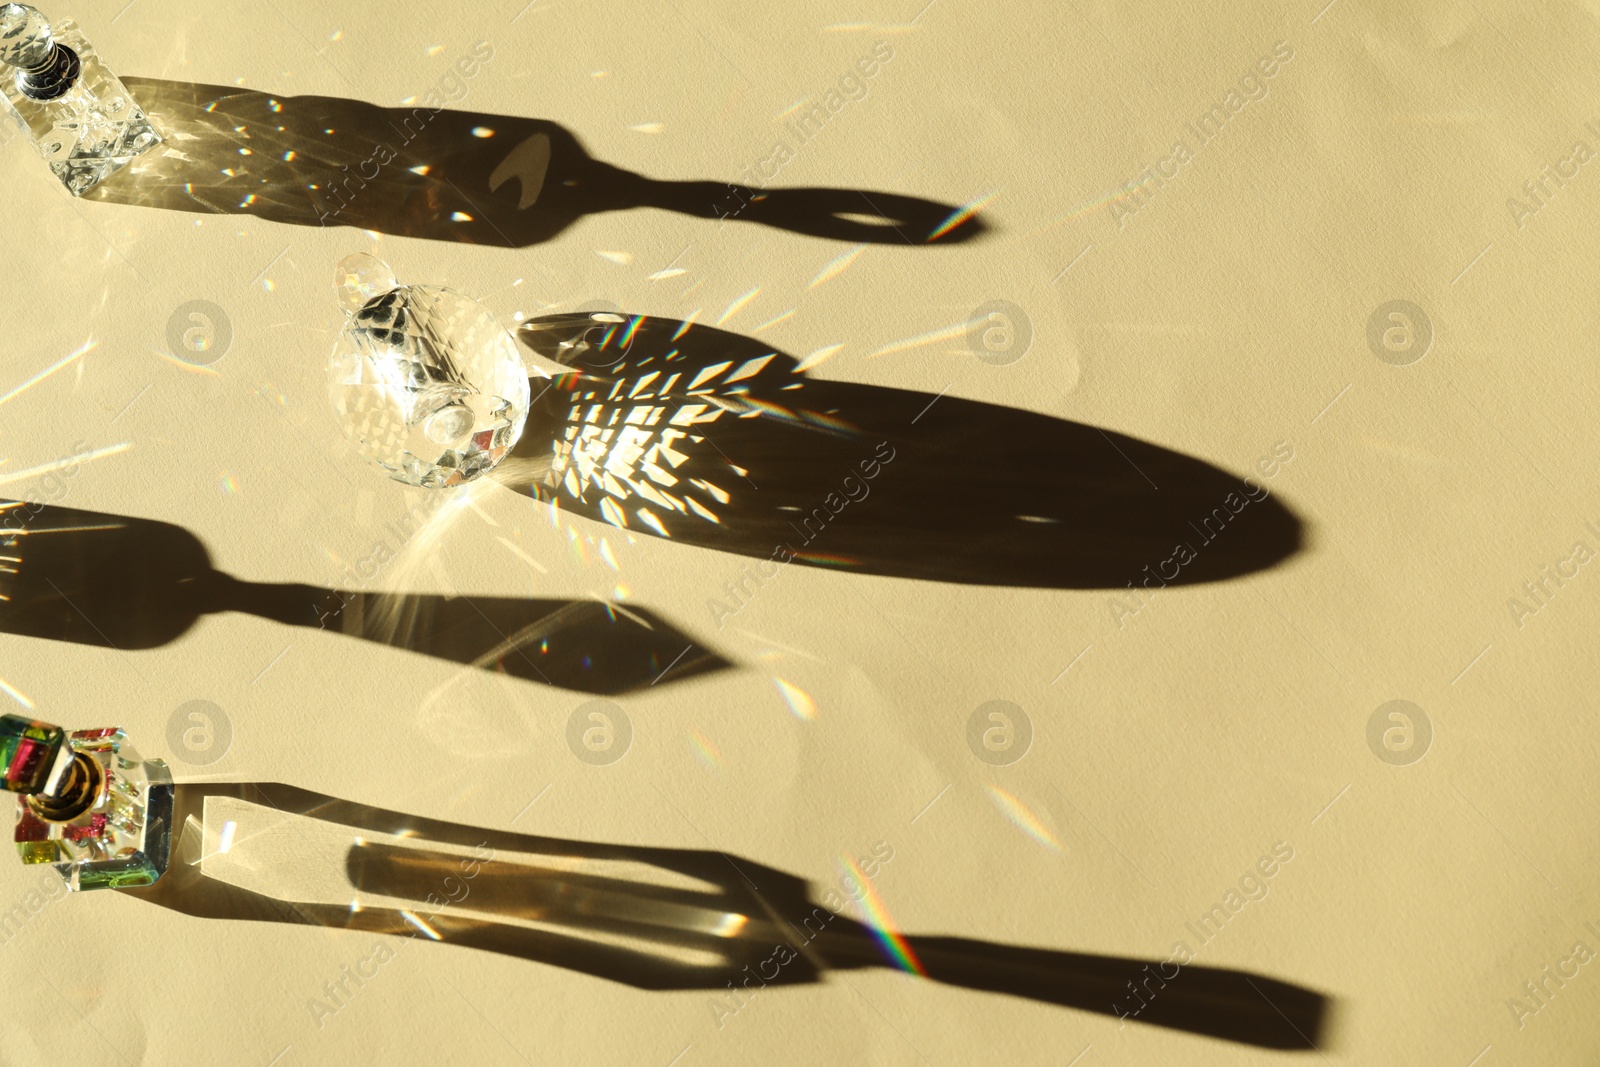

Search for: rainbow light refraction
xmin=987 ymin=785 xmax=1062 ymax=852
xmin=774 ymin=678 xmax=816 ymax=720
xmin=688 ymin=728 xmax=722 ymax=770
xmin=840 ymin=855 xmax=926 ymax=977
xmin=927 ymin=191 xmax=995 ymax=241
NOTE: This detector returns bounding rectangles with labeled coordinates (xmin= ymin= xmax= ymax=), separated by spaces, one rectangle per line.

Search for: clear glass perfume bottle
xmin=329 ymin=253 xmax=536 ymax=488
xmin=0 ymin=4 xmax=160 ymax=195
xmin=2 ymin=714 xmax=173 ymax=890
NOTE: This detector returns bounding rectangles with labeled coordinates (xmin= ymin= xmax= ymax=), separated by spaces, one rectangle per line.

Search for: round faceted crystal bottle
xmin=329 ymin=254 xmax=533 ymax=488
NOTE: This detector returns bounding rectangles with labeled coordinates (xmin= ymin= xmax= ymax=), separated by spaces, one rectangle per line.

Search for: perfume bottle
xmin=329 ymin=253 xmax=535 ymax=488
xmin=0 ymin=4 xmax=160 ymax=195
xmin=2 ymin=714 xmax=172 ymax=890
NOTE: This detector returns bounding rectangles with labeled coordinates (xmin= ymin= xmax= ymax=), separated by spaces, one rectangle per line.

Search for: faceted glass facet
xmin=335 ymin=252 xmax=399 ymax=314
xmin=329 ymin=256 xmax=532 ymax=488
xmin=12 ymin=726 xmax=173 ymax=890
xmin=0 ymin=713 xmax=66 ymax=794
xmin=0 ymin=15 xmax=161 ymax=195
xmin=0 ymin=5 xmax=53 ymax=69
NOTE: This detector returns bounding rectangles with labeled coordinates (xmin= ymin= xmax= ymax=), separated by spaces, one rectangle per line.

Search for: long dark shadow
xmin=85 ymin=78 xmax=987 ymax=247
xmin=496 ymin=314 xmax=1305 ymax=590
xmin=0 ymin=501 xmax=726 ymax=693
xmin=124 ymin=781 xmax=1331 ymax=1051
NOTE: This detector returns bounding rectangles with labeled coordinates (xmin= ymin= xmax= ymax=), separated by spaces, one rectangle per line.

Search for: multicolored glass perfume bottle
xmin=1 ymin=714 xmax=172 ymax=890
xmin=329 ymin=253 xmax=535 ymax=488
xmin=0 ymin=4 xmax=160 ymax=195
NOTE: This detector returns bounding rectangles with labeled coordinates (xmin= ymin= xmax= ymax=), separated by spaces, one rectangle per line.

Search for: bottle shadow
xmin=125 ymin=780 xmax=1331 ymax=1051
xmin=84 ymin=78 xmax=987 ymax=247
xmin=497 ymin=314 xmax=1304 ymax=589
xmin=0 ymin=500 xmax=725 ymax=693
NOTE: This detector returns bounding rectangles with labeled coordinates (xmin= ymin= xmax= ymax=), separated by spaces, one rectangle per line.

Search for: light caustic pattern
xmin=553 ymin=375 xmax=732 ymax=536
xmin=540 ymin=316 xmax=854 ymax=538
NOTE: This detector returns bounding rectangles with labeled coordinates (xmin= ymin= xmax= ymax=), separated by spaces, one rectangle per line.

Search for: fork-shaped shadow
xmin=0 ymin=501 xmax=725 ymax=693
xmin=496 ymin=314 xmax=1304 ymax=590
xmin=84 ymin=78 xmax=986 ymax=247
xmin=125 ymin=780 xmax=1331 ymax=1051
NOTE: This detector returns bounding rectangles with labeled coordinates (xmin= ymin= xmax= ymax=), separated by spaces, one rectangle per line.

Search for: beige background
xmin=1 ymin=0 xmax=1597 ymax=1064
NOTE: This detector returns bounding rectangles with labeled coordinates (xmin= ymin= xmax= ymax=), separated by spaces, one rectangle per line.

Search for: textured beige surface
xmin=0 ymin=0 xmax=1597 ymax=1064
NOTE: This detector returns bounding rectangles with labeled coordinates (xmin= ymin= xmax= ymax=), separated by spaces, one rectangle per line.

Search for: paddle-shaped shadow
xmin=0 ymin=501 xmax=725 ymax=693
xmin=84 ymin=77 xmax=986 ymax=247
xmin=498 ymin=314 xmax=1304 ymax=590
xmin=126 ymin=780 xmax=1331 ymax=1051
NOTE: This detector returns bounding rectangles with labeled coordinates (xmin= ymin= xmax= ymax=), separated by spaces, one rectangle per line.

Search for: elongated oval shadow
xmin=502 ymin=314 xmax=1304 ymax=589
